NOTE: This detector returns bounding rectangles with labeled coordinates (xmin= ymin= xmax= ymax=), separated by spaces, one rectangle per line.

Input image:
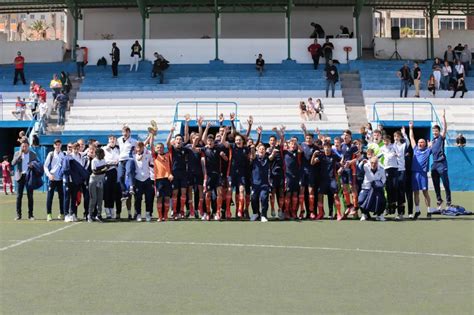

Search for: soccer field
xmin=0 ymin=191 xmax=473 ymax=315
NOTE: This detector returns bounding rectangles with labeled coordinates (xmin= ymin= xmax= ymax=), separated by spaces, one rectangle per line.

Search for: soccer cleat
xmin=136 ymin=214 xmax=142 ymax=222
xmin=14 ymin=216 xmax=21 ymax=221
xmin=298 ymin=210 xmax=305 ymax=220
xmin=46 ymin=214 xmax=53 ymax=222
xmin=336 ymin=214 xmax=344 ymax=221
xmin=360 ymin=214 xmax=367 ymax=221
xmin=71 ymin=214 xmax=78 ymax=222
xmin=157 ymin=218 xmax=162 ymax=222
xmin=94 ymin=216 xmax=103 ymax=223
xmin=278 ymin=210 xmax=283 ymax=220
xmin=64 ymin=215 xmax=71 ymax=222
xmin=395 ymin=214 xmax=404 ymax=221
xmin=57 ymin=214 xmax=64 ymax=220
xmin=201 ymin=213 xmax=208 ymax=221
xmin=145 ymin=212 xmax=151 ymax=222
xmin=87 ymin=215 xmax=93 ymax=223
xmin=413 ymin=212 xmax=421 ymax=220
xmin=237 ymin=210 xmax=243 ymax=219
xmin=408 ymin=214 xmax=414 ymax=219
xmin=309 ymin=212 xmax=316 ymax=220
xmin=376 ymin=215 xmax=386 ymax=222
xmin=260 ymin=216 xmax=268 ymax=223
xmin=270 ymin=209 xmax=276 ymax=217
xmin=127 ymin=214 xmax=133 ymax=221
xmin=28 ymin=216 xmax=35 ymax=221
xmin=250 ymin=214 xmax=259 ymax=221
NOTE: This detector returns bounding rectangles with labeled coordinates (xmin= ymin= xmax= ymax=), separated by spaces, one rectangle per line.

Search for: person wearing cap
xmin=13 ymin=51 xmax=26 ymax=85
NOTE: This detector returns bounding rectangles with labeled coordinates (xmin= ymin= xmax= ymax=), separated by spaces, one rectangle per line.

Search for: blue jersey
xmin=332 ymin=147 xmax=343 ymax=159
xmin=431 ymin=135 xmax=446 ymax=164
xmin=230 ymin=143 xmax=250 ymax=175
xmin=341 ymin=142 xmax=358 ymax=164
xmin=300 ymin=142 xmax=316 ymax=172
xmin=318 ymin=153 xmax=341 ymax=180
xmin=170 ymin=145 xmax=190 ymax=174
xmin=412 ymin=146 xmax=432 ymax=173
xmin=267 ymin=145 xmax=283 ymax=176
xmin=185 ymin=144 xmax=203 ymax=175
xmin=252 ymin=154 xmax=270 ymax=186
xmin=284 ymin=149 xmax=300 ymax=179
xmin=201 ymin=145 xmax=223 ymax=175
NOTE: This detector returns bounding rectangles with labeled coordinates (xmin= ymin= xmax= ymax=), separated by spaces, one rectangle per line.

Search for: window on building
xmin=391 ymin=18 xmax=426 ymax=36
xmin=20 ymin=14 xmax=26 ymax=19
xmin=439 ymin=18 xmax=467 ymax=30
xmin=40 ymin=15 xmax=45 ymax=20
xmin=11 ymin=19 xmax=16 ymax=23
xmin=29 ymin=14 xmax=35 ymax=19
xmin=374 ymin=17 xmax=385 ymax=37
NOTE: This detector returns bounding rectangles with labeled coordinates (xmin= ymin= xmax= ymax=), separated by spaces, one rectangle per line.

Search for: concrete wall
xmin=0 ymin=39 xmax=65 ymax=64
xmin=83 ymin=8 xmax=142 ymax=40
xmin=77 ymin=38 xmax=357 ymax=64
xmin=447 ymin=147 xmax=474 ymax=191
xmin=373 ymin=30 xmax=474 ymax=60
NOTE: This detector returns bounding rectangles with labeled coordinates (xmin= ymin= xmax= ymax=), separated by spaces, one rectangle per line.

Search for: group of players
xmin=12 ymin=110 xmax=451 ymax=223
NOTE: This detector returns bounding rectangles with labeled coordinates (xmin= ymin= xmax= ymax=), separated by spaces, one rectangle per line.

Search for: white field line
xmin=3 ymin=238 xmax=472 ymax=259
xmin=0 ymin=223 xmax=81 ymax=252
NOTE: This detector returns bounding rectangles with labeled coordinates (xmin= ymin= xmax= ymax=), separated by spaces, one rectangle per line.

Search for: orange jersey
xmin=153 ymin=152 xmax=172 ymax=179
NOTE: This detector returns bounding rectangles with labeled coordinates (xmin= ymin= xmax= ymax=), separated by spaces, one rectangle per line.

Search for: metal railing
xmin=173 ymin=100 xmax=238 ymax=124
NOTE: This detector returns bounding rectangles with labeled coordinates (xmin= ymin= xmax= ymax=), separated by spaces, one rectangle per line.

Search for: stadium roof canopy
xmin=0 ymin=0 xmax=472 ymax=14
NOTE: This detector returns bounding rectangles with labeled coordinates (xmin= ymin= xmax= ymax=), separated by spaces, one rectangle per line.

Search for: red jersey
xmin=33 ymin=83 xmax=40 ymax=94
xmin=307 ymin=43 xmax=321 ymax=56
xmin=37 ymin=88 xmax=47 ymax=102
xmin=14 ymin=56 xmax=25 ymax=70
xmin=1 ymin=161 xmax=11 ymax=177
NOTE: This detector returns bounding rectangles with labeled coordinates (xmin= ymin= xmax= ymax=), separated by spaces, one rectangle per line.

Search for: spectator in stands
xmin=456 ymin=134 xmax=466 ymax=147
xmin=427 ymin=74 xmax=436 ymax=97
xmin=256 ymin=54 xmax=265 ymax=76
xmin=454 ymin=43 xmax=464 ymax=61
xmin=38 ymin=99 xmax=49 ymax=134
xmin=322 ymin=38 xmax=334 ymax=64
xmin=451 ymin=77 xmax=467 ymax=98
xmin=441 ymin=60 xmax=452 ymax=90
xmin=12 ymin=139 xmax=39 ymax=220
xmin=432 ymin=58 xmax=442 ymax=90
xmin=75 ymin=45 xmax=85 ymax=79
xmin=28 ymin=84 xmax=39 ymax=119
xmin=325 ymin=60 xmax=338 ymax=98
xmin=443 ymin=45 xmax=455 ymax=68
xmin=152 ymin=52 xmax=170 ymax=84
xmin=13 ymin=51 xmax=26 ymax=85
xmin=110 ymin=42 xmax=120 ymax=77
xmin=299 ymin=101 xmax=309 ymax=120
xmin=314 ymin=98 xmax=324 ymax=120
xmin=413 ymin=62 xmax=421 ymax=98
xmin=460 ymin=44 xmax=471 ymax=76
xmin=454 ymin=59 xmax=465 ymax=79
xmin=310 ymin=22 xmax=325 ymax=39
xmin=130 ymin=40 xmax=142 ymax=72
xmin=339 ymin=25 xmax=350 ymax=36
xmin=49 ymin=74 xmax=63 ymax=100
xmin=398 ymin=63 xmax=411 ymax=98
xmin=307 ymin=39 xmax=321 ymax=70
xmin=55 ymin=90 xmax=69 ymax=127
xmin=12 ymin=96 xmax=26 ymax=121
xmin=60 ymin=71 xmax=72 ymax=94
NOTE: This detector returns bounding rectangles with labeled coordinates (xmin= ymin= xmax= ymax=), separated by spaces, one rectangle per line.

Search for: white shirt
xmin=91 ymin=158 xmax=106 ymax=173
xmin=361 ymin=164 xmax=386 ymax=190
xmin=394 ymin=140 xmax=408 ymax=171
xmin=44 ymin=150 xmax=65 ymax=180
xmin=21 ymin=152 xmax=29 ymax=174
xmin=134 ymin=151 xmax=153 ymax=182
xmin=455 ymin=64 xmax=464 ymax=75
xmin=104 ymin=145 xmax=120 ymax=169
xmin=117 ymin=136 xmax=137 ymax=161
xmin=380 ymin=144 xmax=398 ymax=169
xmin=441 ymin=65 xmax=451 ymax=77
xmin=39 ymin=102 xmax=48 ymax=118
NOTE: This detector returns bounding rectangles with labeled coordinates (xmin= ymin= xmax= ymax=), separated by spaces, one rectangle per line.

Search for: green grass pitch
xmin=1 ymin=191 xmax=473 ymax=315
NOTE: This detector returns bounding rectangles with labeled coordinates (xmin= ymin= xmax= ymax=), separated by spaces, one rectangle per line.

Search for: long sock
xmin=198 ymin=199 xmax=204 ymax=217
xmin=164 ymin=200 xmax=170 ymax=220
xmin=317 ymin=201 xmax=324 ymax=219
xmin=188 ymin=199 xmax=195 ymax=217
xmin=278 ymin=196 xmax=284 ymax=212
xmin=3 ymin=185 xmax=6 ymax=194
xmin=270 ymin=193 xmax=275 ymax=211
xmin=10 ymin=183 xmax=13 ymax=193
xmin=284 ymin=196 xmax=291 ymax=217
xmin=245 ymin=195 xmax=251 ymax=211
xmin=157 ymin=202 xmax=163 ymax=220
xmin=291 ymin=196 xmax=299 ymax=218
xmin=352 ymin=191 xmax=358 ymax=208
xmin=205 ymin=195 xmax=211 ymax=216
xmin=238 ymin=194 xmax=245 ymax=217
xmin=172 ymin=196 xmax=178 ymax=217
xmin=298 ymin=194 xmax=305 ymax=216
xmin=335 ymin=198 xmax=343 ymax=220
xmin=216 ymin=196 xmax=223 ymax=219
xmin=225 ymin=192 xmax=232 ymax=218
xmin=342 ymin=190 xmax=351 ymax=207
xmin=180 ymin=195 xmax=187 ymax=217
xmin=308 ymin=194 xmax=315 ymax=214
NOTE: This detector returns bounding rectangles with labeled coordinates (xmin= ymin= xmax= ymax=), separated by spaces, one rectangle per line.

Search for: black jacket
xmin=111 ymin=46 xmax=120 ymax=62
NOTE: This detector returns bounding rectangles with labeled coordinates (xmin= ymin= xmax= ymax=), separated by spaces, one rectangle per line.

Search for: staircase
xmin=340 ymin=71 xmax=368 ymax=133
xmin=46 ymin=74 xmax=82 ymax=134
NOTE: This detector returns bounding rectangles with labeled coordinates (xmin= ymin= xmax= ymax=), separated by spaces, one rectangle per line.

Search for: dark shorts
xmin=270 ymin=174 xmax=284 ymax=190
xmin=188 ymin=172 xmax=204 ymax=187
xmin=412 ymin=171 xmax=428 ymax=191
xmin=341 ymin=168 xmax=355 ymax=185
xmin=285 ymin=176 xmax=300 ymax=193
xmin=206 ymin=172 xmax=222 ymax=191
xmin=431 ymin=161 xmax=448 ymax=173
xmin=155 ymin=178 xmax=171 ymax=198
xmin=318 ymin=178 xmax=338 ymax=195
xmin=231 ymin=173 xmax=247 ymax=189
xmin=299 ymin=169 xmax=316 ymax=187
xmin=172 ymin=173 xmax=188 ymax=190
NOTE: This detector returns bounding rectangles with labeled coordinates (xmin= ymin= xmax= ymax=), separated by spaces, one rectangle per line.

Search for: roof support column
xmin=137 ymin=0 xmax=148 ymax=61
xmin=353 ymin=0 xmax=365 ymax=59
xmin=286 ymin=0 xmax=292 ymax=60
xmin=214 ymin=0 xmax=220 ymax=61
xmin=66 ymin=0 xmax=79 ymax=61
xmin=429 ymin=3 xmax=435 ymax=59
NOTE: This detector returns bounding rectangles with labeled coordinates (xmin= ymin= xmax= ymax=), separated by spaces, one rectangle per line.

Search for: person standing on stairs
xmin=110 ymin=42 xmax=120 ymax=77
xmin=130 ymin=40 xmax=142 ymax=72
xmin=325 ymin=60 xmax=338 ymax=98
